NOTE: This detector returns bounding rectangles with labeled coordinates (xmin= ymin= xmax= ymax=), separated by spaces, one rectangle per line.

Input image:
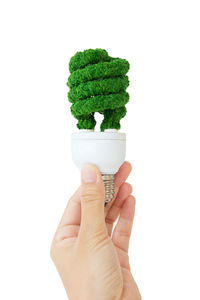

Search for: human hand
xmin=51 ymin=162 xmax=141 ymax=300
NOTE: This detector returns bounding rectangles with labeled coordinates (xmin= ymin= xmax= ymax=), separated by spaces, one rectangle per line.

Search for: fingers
xmin=57 ymin=161 xmax=132 ymax=229
xmin=105 ymin=182 xmax=132 ymax=235
xmin=112 ymin=195 xmax=136 ymax=253
xmin=115 ymin=161 xmax=132 ymax=189
xmin=104 ymin=161 xmax=132 ymax=212
xmin=54 ymin=161 xmax=133 ymax=244
xmin=58 ymin=187 xmax=81 ymax=228
xmin=53 ymin=188 xmax=81 ymax=245
xmin=79 ymin=164 xmax=107 ymax=237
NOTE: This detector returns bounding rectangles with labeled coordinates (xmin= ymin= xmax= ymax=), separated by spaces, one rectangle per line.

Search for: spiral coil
xmin=67 ymin=49 xmax=130 ymax=131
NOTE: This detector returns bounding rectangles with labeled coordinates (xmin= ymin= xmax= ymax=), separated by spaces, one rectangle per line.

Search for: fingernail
xmin=82 ymin=165 xmax=98 ymax=183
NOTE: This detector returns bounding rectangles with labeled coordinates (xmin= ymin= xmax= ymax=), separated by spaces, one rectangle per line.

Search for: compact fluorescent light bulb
xmin=67 ymin=49 xmax=130 ymax=205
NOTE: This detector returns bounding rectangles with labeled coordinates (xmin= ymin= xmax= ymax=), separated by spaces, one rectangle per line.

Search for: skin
xmin=51 ymin=162 xmax=141 ymax=300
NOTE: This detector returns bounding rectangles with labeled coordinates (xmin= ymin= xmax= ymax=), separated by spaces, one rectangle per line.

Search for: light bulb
xmin=67 ymin=49 xmax=130 ymax=205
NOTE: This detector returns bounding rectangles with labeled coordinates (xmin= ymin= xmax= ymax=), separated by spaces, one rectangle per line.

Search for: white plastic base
xmin=71 ymin=131 xmax=126 ymax=174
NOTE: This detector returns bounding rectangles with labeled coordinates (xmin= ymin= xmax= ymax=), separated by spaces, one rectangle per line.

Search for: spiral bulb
xmin=67 ymin=49 xmax=130 ymax=131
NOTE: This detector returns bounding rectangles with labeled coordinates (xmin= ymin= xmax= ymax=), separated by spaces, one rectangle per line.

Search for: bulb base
xmin=102 ymin=174 xmax=115 ymax=206
xmin=71 ymin=131 xmax=126 ymax=205
xmin=71 ymin=131 xmax=126 ymax=174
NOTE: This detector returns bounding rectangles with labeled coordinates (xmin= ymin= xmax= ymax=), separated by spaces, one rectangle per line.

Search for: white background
xmin=0 ymin=0 xmax=200 ymax=299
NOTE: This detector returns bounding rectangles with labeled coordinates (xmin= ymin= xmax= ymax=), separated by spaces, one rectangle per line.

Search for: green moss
xmin=67 ymin=49 xmax=130 ymax=131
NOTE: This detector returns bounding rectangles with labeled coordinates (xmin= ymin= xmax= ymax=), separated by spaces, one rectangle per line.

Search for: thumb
xmin=80 ymin=164 xmax=107 ymax=236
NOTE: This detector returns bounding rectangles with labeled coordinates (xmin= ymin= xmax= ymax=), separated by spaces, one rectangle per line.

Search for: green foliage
xmin=67 ymin=49 xmax=130 ymax=131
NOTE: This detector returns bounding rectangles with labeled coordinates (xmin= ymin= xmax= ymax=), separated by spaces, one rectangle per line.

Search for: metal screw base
xmin=102 ymin=174 xmax=115 ymax=206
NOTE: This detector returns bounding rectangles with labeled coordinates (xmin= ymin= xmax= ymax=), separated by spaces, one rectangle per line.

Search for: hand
xmin=51 ymin=162 xmax=141 ymax=300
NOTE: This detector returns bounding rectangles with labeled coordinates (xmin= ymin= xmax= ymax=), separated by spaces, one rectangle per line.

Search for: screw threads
xmin=102 ymin=174 xmax=115 ymax=206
